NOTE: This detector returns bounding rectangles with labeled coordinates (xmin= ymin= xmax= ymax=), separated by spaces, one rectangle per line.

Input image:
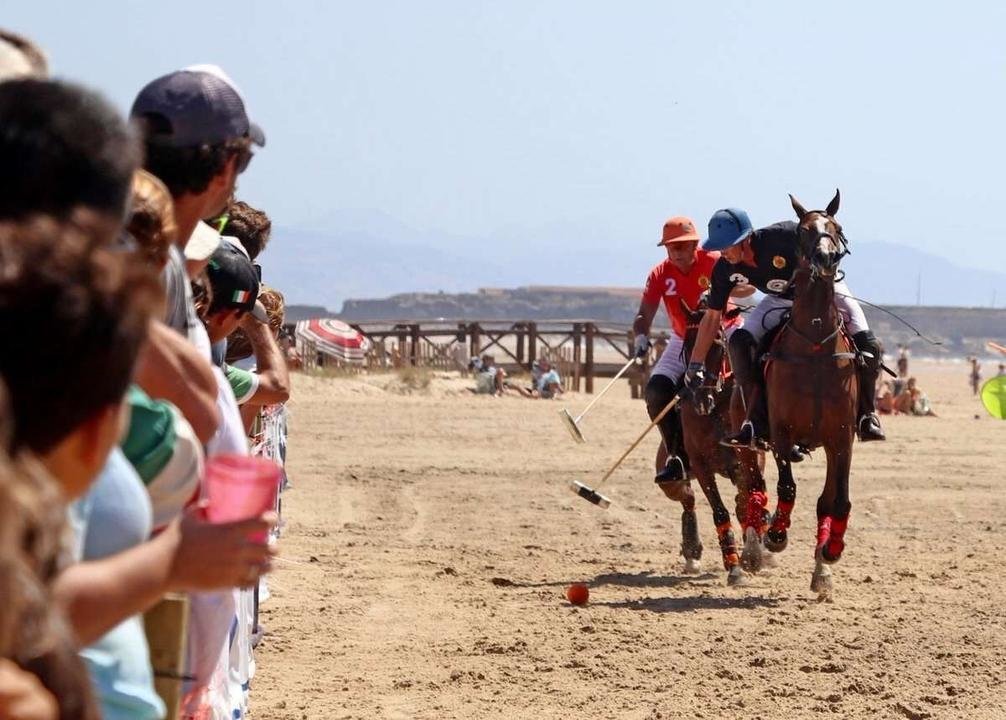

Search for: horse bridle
xmin=799 ymin=212 xmax=850 ymax=281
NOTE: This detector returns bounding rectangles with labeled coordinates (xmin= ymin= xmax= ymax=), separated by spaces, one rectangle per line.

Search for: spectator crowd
xmin=1 ymin=27 xmax=292 ymax=720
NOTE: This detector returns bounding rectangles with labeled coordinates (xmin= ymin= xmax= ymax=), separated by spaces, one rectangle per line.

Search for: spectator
xmin=875 ymin=379 xmax=895 ymax=415
xmin=897 ymin=344 xmax=910 ymax=378
xmin=203 ymin=243 xmax=291 ymax=408
xmin=0 ymin=77 xmax=221 ymax=445
xmin=534 ymin=359 xmax=564 ymax=399
xmin=221 ymin=199 xmax=271 ymax=260
xmin=0 ymin=219 xmax=276 ymax=720
xmin=998 ymin=363 xmax=1005 ymax=378
xmin=969 ymin=357 xmax=982 ymax=396
xmin=893 ymin=377 xmax=937 ymax=417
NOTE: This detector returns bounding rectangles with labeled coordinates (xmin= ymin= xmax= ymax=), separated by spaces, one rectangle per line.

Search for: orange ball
xmin=566 ymin=583 xmax=589 ymax=605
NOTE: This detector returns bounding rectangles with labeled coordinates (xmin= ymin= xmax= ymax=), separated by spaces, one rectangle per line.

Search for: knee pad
xmin=645 ymin=374 xmax=678 ymax=420
xmin=852 ymin=330 xmax=881 ymax=370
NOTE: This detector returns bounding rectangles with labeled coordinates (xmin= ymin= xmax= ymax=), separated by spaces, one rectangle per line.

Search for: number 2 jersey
xmin=706 ymin=220 xmax=801 ymax=312
xmin=642 ymin=249 xmax=722 ymax=338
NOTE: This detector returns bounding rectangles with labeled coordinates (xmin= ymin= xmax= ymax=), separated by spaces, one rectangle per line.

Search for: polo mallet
xmin=569 ymin=390 xmax=685 ymax=509
xmin=559 ymin=355 xmax=641 ymax=443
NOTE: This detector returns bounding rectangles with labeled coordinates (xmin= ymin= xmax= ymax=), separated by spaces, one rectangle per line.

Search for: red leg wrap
xmin=744 ymin=491 xmax=768 ymax=532
xmin=770 ymin=500 xmax=794 ymax=534
xmin=815 ymin=516 xmax=832 ymax=553
xmin=716 ymin=521 xmax=738 ymax=569
xmin=826 ymin=515 xmax=848 ymax=560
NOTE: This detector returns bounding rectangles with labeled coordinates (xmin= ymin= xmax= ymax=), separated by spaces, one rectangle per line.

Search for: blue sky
xmin=8 ymin=1 xmax=1005 ymax=281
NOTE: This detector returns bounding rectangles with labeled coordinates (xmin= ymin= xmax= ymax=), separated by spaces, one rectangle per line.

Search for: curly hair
xmin=0 ymin=379 xmax=99 ymax=719
xmin=225 ymin=199 xmax=271 ymax=260
xmin=0 ymin=218 xmax=160 ymax=454
xmin=126 ymin=169 xmax=177 ymax=269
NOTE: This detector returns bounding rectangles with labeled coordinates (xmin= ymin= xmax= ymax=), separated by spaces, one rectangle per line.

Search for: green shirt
xmin=223 ymin=363 xmax=260 ymax=404
xmin=121 ymin=385 xmax=176 ymax=485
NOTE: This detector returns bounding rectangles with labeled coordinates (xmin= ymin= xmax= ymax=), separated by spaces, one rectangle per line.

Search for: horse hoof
xmin=741 ymin=527 xmax=764 ymax=574
xmin=810 ymin=561 xmax=833 ymax=600
xmin=726 ymin=565 xmax=748 ymax=587
xmin=816 ymin=544 xmax=842 ymax=565
xmin=682 ymin=558 xmax=702 ymax=575
xmin=764 ymin=529 xmax=788 ymax=553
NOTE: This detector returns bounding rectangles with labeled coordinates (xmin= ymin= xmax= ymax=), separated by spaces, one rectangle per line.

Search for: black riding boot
xmin=721 ymin=330 xmax=770 ymax=450
xmin=853 ymin=330 xmax=886 ymax=441
xmin=645 ymin=374 xmax=688 ymax=483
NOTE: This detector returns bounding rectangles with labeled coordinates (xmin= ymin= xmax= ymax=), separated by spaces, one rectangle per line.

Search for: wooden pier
xmin=303 ymin=319 xmax=672 ymax=397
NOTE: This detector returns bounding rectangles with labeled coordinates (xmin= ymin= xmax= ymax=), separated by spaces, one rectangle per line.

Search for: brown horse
xmin=763 ymin=190 xmax=857 ymax=599
xmin=680 ymin=303 xmax=764 ymax=585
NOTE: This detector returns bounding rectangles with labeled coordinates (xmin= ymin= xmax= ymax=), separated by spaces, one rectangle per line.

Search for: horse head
xmin=680 ymin=299 xmax=738 ymax=416
xmin=789 ymin=189 xmax=849 ymax=279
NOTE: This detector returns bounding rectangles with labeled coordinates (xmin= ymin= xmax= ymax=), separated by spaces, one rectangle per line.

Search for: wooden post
xmin=527 ymin=322 xmax=538 ymax=371
xmin=585 ymin=322 xmax=595 ymax=394
xmin=470 ymin=323 xmax=481 ymax=359
xmin=572 ymin=323 xmax=582 ymax=392
xmin=144 ymin=594 xmax=189 ymax=720
xmin=627 ymin=329 xmax=640 ymax=399
xmin=515 ymin=323 xmax=525 ymax=367
xmin=410 ymin=324 xmax=421 ymax=366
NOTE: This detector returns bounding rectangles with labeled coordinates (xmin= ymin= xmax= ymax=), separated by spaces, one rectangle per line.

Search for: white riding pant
xmin=650 ymin=331 xmax=687 ymax=382
xmin=740 ymin=280 xmax=868 ymax=343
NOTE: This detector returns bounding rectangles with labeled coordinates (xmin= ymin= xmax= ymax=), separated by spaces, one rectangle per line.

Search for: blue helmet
xmin=702 ymin=208 xmax=753 ymax=251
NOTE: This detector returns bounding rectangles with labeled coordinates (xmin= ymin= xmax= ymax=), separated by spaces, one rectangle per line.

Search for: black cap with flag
xmin=205 ymin=243 xmax=267 ymax=322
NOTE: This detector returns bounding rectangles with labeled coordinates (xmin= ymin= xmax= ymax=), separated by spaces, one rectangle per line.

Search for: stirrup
xmin=655 ymin=457 xmax=686 ymax=485
xmin=857 ymin=413 xmax=885 ymax=442
xmin=720 ymin=421 xmax=768 ymax=451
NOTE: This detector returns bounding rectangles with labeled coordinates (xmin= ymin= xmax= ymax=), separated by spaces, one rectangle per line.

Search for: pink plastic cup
xmin=204 ymin=454 xmax=281 ymax=542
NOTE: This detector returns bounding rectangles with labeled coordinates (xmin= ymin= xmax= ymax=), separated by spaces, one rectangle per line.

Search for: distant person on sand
xmin=968 ymin=357 xmax=982 ymax=396
xmin=472 ymin=355 xmax=506 ymax=396
xmin=999 ymin=363 xmax=1006 ymax=378
xmin=875 ymin=380 xmax=895 ymax=415
xmin=532 ymin=358 xmax=564 ymax=399
xmin=893 ymin=377 xmax=937 ymax=417
xmin=897 ymin=345 xmax=910 ymax=377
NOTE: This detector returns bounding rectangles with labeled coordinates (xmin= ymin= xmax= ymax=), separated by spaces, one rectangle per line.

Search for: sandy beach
xmin=253 ymin=360 xmax=1006 ymax=719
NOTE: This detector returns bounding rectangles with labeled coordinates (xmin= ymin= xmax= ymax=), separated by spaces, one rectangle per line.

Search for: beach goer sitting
xmin=893 ymin=377 xmax=937 ymax=417
xmin=473 ymin=355 xmax=506 ymax=395
xmin=533 ymin=359 xmax=564 ymax=399
xmin=875 ymin=380 xmax=895 ymax=415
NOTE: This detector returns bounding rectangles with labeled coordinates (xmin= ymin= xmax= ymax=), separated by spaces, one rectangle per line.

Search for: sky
xmin=8 ymin=1 xmax=1006 ymax=284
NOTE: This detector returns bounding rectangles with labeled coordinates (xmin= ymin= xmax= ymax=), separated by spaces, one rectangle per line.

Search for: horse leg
xmin=808 ymin=444 xmax=849 ymax=603
xmin=821 ymin=443 xmax=852 ymax=564
xmin=693 ymin=462 xmax=745 ymax=585
xmin=765 ymin=450 xmax=796 ymax=553
xmin=735 ymin=447 xmax=767 ymax=574
xmin=658 ymin=479 xmax=703 ymax=573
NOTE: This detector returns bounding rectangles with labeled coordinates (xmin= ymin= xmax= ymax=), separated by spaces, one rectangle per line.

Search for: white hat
xmin=184 ymin=220 xmax=221 ymax=262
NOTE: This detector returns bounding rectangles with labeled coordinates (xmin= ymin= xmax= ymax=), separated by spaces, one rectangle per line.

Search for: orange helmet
xmin=659 ymin=216 xmax=701 ymax=246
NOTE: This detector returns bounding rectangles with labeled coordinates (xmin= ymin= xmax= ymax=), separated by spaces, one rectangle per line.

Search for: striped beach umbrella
xmin=295 ymin=318 xmax=371 ymax=365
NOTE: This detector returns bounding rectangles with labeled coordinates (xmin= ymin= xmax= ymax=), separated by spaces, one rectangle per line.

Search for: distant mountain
xmin=260 ymin=210 xmax=1006 ymax=310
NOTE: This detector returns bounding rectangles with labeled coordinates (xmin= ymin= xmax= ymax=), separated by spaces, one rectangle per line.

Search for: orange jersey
xmin=641 ymin=250 xmax=720 ymax=337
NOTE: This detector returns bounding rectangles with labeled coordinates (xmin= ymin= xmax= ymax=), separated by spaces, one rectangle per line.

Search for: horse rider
xmin=685 ymin=208 xmax=886 ymax=450
xmin=633 ymin=216 xmax=752 ymax=487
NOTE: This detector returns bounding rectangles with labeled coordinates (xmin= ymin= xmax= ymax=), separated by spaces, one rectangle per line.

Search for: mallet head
xmin=569 ymin=480 xmax=611 ymax=509
xmin=559 ymin=408 xmax=586 ymax=444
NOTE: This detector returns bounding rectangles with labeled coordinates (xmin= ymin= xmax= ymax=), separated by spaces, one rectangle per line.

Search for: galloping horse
xmin=680 ymin=302 xmax=764 ymax=585
xmin=763 ymin=190 xmax=858 ymax=599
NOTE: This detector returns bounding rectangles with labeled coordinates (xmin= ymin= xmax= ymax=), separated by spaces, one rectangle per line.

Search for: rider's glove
xmin=633 ymin=333 xmax=652 ymax=359
xmin=684 ymin=361 xmax=706 ymax=390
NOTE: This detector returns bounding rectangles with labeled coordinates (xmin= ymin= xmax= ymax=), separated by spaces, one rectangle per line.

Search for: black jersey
xmin=707 ymin=221 xmax=801 ymax=311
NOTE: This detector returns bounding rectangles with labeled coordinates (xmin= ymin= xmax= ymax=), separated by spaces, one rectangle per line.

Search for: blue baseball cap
xmin=130 ymin=65 xmax=265 ymax=148
xmin=702 ymin=208 xmax=753 ymax=251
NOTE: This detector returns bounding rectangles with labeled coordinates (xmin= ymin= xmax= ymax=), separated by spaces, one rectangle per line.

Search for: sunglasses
xmin=234 ymin=146 xmax=254 ymax=175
